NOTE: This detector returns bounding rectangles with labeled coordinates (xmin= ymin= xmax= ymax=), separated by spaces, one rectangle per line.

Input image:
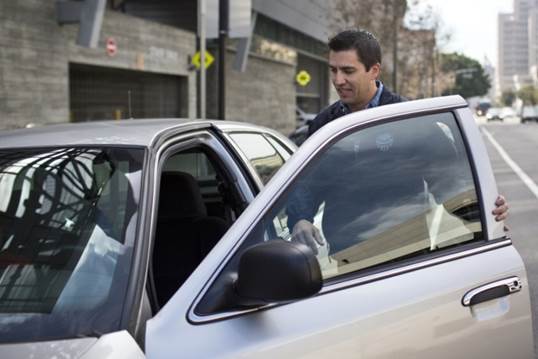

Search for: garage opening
xmin=69 ymin=63 xmax=188 ymax=122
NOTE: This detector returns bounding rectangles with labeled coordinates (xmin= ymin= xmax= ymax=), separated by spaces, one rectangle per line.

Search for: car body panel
xmin=148 ymin=245 xmax=532 ymax=359
xmin=455 ymin=107 xmax=505 ymax=239
xmin=145 ymin=96 xmax=533 ymax=358
xmin=0 ymin=337 xmax=97 ymax=358
xmin=0 ymin=118 xmax=280 ymax=149
xmin=0 ymin=331 xmax=146 ymax=359
xmin=80 ymin=331 xmax=145 ymax=359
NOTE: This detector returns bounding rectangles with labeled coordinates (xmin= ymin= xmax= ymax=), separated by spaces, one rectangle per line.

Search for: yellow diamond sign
xmin=192 ymin=51 xmax=215 ymax=70
xmin=296 ymin=70 xmax=311 ymax=87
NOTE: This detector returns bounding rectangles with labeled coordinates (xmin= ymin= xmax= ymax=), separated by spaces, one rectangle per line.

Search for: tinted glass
xmin=229 ymin=133 xmax=285 ymax=185
xmin=223 ymin=113 xmax=483 ymax=282
xmin=0 ymin=147 xmax=143 ymax=343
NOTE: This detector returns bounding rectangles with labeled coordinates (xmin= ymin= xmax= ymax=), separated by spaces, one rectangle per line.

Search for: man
xmin=291 ymin=29 xmax=508 ymax=250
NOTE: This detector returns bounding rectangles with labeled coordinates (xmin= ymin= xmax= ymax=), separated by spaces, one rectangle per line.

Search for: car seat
xmin=153 ymin=171 xmax=227 ymax=306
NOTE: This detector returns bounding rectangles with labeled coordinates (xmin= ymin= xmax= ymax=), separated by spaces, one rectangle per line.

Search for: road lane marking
xmin=482 ymin=127 xmax=538 ymax=199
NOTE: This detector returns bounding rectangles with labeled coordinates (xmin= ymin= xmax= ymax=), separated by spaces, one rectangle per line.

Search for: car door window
xmin=212 ymin=112 xmax=483 ymax=286
xmin=228 ymin=133 xmax=285 ymax=185
xmin=152 ymin=146 xmax=244 ymax=308
xmin=264 ymin=134 xmax=293 ymax=160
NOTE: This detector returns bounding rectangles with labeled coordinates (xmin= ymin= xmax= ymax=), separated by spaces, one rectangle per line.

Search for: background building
xmin=0 ymin=0 xmax=332 ymax=134
xmin=497 ymin=0 xmax=538 ymax=94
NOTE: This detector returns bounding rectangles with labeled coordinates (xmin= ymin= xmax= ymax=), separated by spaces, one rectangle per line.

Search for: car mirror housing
xmin=234 ymin=240 xmax=322 ymax=306
xmin=196 ymin=240 xmax=322 ymax=315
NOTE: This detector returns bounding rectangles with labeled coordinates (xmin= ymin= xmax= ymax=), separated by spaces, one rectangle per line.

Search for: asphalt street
xmin=479 ymin=116 xmax=538 ymax=355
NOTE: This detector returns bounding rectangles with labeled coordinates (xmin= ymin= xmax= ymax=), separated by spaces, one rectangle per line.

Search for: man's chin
xmin=339 ymin=98 xmax=354 ymax=107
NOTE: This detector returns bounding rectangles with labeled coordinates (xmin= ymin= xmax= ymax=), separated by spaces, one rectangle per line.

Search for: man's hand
xmin=292 ymin=219 xmax=325 ymax=254
xmin=492 ymin=195 xmax=509 ymax=222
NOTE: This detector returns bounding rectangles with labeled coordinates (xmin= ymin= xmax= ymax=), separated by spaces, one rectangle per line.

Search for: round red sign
xmin=106 ymin=37 xmax=117 ymax=57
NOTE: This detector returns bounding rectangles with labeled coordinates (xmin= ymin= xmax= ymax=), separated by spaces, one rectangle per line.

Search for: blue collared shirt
xmin=339 ymin=80 xmax=384 ymax=114
xmin=367 ymin=80 xmax=384 ymax=109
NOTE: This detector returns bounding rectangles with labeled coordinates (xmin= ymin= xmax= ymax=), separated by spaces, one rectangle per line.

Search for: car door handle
xmin=462 ymin=276 xmax=522 ymax=307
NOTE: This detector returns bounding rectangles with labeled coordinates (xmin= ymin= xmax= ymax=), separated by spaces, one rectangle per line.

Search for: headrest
xmin=158 ymin=171 xmax=207 ymax=219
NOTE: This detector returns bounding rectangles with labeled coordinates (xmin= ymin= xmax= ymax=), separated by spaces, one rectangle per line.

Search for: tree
xmin=517 ymin=85 xmax=538 ymax=105
xmin=501 ymin=90 xmax=516 ymax=106
xmin=440 ymin=53 xmax=490 ymax=98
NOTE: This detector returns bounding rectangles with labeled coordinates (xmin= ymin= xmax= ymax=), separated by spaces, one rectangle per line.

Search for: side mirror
xmin=195 ymin=240 xmax=322 ymax=314
xmin=234 ymin=240 xmax=322 ymax=306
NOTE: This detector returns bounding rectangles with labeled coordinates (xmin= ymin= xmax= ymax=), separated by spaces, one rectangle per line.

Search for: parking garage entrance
xmin=69 ymin=63 xmax=188 ymax=122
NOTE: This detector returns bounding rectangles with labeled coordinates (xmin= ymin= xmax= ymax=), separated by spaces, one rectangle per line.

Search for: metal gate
xmin=69 ymin=63 xmax=188 ymax=122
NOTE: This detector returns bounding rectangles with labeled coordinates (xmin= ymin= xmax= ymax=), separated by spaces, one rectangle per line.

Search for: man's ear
xmin=369 ymin=63 xmax=381 ymax=79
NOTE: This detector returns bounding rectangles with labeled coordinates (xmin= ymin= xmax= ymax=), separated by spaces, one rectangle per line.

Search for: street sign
xmin=106 ymin=37 xmax=117 ymax=56
xmin=296 ymin=70 xmax=311 ymax=87
xmin=192 ymin=51 xmax=215 ymax=69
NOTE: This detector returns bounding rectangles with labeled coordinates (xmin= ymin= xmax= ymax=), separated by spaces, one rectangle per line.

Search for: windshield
xmin=0 ymin=147 xmax=144 ymax=343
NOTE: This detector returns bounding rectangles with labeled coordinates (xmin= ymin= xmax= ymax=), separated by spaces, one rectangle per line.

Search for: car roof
xmin=0 ymin=118 xmax=280 ymax=149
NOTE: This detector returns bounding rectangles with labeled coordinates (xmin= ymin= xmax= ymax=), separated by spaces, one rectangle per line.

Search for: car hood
xmin=0 ymin=331 xmax=145 ymax=358
xmin=0 ymin=337 xmax=97 ymax=358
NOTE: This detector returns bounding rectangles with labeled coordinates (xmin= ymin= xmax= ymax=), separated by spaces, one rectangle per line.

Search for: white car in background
xmin=0 ymin=96 xmax=533 ymax=358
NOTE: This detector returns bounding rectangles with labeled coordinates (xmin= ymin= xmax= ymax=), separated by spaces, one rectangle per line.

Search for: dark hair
xmin=328 ymin=29 xmax=381 ymax=71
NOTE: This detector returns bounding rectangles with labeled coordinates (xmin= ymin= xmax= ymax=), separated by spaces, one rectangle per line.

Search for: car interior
xmin=148 ymin=146 xmax=246 ymax=311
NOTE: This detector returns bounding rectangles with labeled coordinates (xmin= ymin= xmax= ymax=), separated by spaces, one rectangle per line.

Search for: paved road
xmin=480 ymin=116 xmax=538 ymax=355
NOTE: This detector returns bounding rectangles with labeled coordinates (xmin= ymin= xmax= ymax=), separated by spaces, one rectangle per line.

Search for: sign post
xmin=198 ymin=0 xmax=207 ymax=120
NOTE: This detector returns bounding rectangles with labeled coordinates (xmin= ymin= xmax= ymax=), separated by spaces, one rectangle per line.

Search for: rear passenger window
xmin=227 ymin=112 xmax=483 ymax=280
xmin=228 ymin=133 xmax=285 ymax=185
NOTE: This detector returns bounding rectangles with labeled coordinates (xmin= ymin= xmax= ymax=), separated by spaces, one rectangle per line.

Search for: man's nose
xmin=333 ymin=71 xmax=345 ymax=85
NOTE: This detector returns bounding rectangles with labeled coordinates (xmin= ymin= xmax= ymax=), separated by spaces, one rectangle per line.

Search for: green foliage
xmin=440 ymin=52 xmax=490 ymax=98
xmin=517 ymin=86 xmax=538 ymax=105
xmin=501 ymin=91 xmax=516 ymax=106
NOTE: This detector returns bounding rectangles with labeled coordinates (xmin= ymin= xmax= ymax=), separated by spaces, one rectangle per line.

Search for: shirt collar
xmin=367 ymin=80 xmax=384 ymax=109
xmin=338 ymin=80 xmax=384 ymax=114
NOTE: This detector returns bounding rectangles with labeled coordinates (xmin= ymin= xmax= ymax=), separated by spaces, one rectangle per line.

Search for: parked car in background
xmin=486 ymin=107 xmax=517 ymax=122
xmin=486 ymin=107 xmax=502 ymax=121
xmin=295 ymin=107 xmax=316 ymax=126
xmin=499 ymin=106 xmax=517 ymax=121
xmin=520 ymin=105 xmax=538 ymax=123
xmin=0 ymin=96 xmax=533 ymax=358
xmin=290 ymin=107 xmax=317 ymax=146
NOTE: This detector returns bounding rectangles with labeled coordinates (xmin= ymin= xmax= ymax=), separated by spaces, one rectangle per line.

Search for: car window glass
xmin=152 ymin=147 xmax=241 ymax=308
xmin=0 ymin=147 xmax=143 ymax=342
xmin=163 ymin=151 xmax=216 ymax=180
xmin=222 ymin=112 xmax=483 ymax=282
xmin=228 ymin=133 xmax=285 ymax=185
xmin=265 ymin=135 xmax=293 ymax=160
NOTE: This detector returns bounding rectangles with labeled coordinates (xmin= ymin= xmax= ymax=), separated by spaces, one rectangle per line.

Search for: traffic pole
xmin=218 ymin=0 xmax=228 ymax=120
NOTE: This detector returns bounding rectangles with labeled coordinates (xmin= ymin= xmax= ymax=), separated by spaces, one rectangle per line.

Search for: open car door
xmin=146 ymin=96 xmax=533 ymax=359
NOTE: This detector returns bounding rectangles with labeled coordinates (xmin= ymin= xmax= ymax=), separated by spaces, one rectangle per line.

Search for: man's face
xmin=329 ymin=49 xmax=380 ymax=110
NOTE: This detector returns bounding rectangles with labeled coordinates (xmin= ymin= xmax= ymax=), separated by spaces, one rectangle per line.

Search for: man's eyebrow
xmin=329 ymin=65 xmax=356 ymax=71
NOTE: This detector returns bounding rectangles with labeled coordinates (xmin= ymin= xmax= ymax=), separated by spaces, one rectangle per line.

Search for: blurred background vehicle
xmin=289 ymin=107 xmax=316 ymax=146
xmin=520 ymin=105 xmax=538 ymax=123
xmin=475 ymin=100 xmax=491 ymax=116
xmin=486 ymin=107 xmax=502 ymax=121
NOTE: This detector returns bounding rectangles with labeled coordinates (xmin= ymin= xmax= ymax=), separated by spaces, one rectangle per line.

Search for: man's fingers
xmin=492 ymin=204 xmax=508 ymax=214
xmin=296 ymin=231 xmax=319 ymax=255
xmin=312 ymin=227 xmax=325 ymax=246
xmin=495 ymin=195 xmax=506 ymax=206
xmin=495 ymin=211 xmax=508 ymax=222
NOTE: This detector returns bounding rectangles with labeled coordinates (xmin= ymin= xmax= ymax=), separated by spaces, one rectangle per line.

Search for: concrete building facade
xmin=0 ymin=0 xmax=332 ymax=135
xmin=0 ymin=1 xmax=197 ymax=129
